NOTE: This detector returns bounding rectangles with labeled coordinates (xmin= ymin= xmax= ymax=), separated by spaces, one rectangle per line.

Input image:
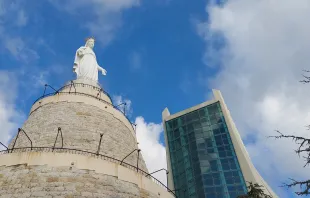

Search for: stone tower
xmin=0 ymin=39 xmax=175 ymax=198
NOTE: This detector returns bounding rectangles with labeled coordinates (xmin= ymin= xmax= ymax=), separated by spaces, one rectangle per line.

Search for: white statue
xmin=73 ymin=37 xmax=107 ymax=82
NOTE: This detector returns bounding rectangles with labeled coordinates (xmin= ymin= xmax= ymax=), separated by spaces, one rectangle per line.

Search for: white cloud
xmin=31 ymin=71 xmax=50 ymax=88
xmin=135 ymin=116 xmax=168 ymax=185
xmin=16 ymin=10 xmax=28 ymax=27
xmin=129 ymin=51 xmax=142 ymax=70
xmin=110 ymin=96 xmax=168 ymax=186
xmin=0 ymin=0 xmax=5 ymax=16
xmin=0 ymin=71 xmax=24 ymax=147
xmin=3 ymin=37 xmax=39 ymax=62
xmin=112 ymin=95 xmax=133 ymax=117
xmin=49 ymin=0 xmax=141 ymax=46
xmin=0 ymin=2 xmax=39 ymax=62
xmin=198 ymin=0 xmax=310 ymax=197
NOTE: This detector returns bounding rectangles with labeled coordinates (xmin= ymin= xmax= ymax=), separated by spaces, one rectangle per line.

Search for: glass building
xmin=162 ymin=90 xmax=277 ymax=198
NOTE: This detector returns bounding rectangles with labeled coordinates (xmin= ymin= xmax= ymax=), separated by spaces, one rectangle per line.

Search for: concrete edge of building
xmin=162 ymin=108 xmax=175 ymax=191
xmin=0 ymin=152 xmax=175 ymax=198
xmin=30 ymin=93 xmax=136 ymax=140
xmin=162 ymin=89 xmax=278 ymax=198
xmin=213 ymin=90 xmax=278 ymax=197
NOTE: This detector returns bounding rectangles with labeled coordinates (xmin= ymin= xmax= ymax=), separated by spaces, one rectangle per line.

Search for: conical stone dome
xmin=0 ymin=78 xmax=175 ymax=198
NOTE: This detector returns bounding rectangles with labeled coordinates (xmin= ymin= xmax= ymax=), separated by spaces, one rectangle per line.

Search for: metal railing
xmin=0 ymin=146 xmax=177 ymax=197
xmin=1 ymin=128 xmax=177 ymax=197
xmin=31 ymin=82 xmax=136 ymax=132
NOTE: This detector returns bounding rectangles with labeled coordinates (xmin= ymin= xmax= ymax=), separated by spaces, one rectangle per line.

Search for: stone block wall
xmin=8 ymin=102 xmax=147 ymax=173
xmin=0 ymin=164 xmax=157 ymax=198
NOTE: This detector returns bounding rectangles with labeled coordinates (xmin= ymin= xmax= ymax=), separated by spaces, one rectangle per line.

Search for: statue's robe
xmin=73 ymin=46 xmax=99 ymax=82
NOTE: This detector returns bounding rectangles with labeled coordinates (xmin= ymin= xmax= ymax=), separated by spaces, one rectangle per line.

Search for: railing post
xmin=0 ymin=142 xmax=8 ymax=151
xmin=113 ymin=102 xmax=127 ymax=115
xmin=69 ymin=80 xmax=76 ymax=94
xmin=131 ymin=123 xmax=137 ymax=133
xmin=42 ymin=84 xmax=47 ymax=97
xmin=11 ymin=128 xmax=21 ymax=152
xmin=120 ymin=149 xmax=140 ymax=165
xmin=166 ymin=170 xmax=169 ymax=190
xmin=136 ymin=149 xmax=140 ymax=172
xmin=20 ymin=128 xmax=33 ymax=150
xmin=11 ymin=128 xmax=32 ymax=151
xmin=53 ymin=127 xmax=63 ymax=151
xmin=60 ymin=128 xmax=63 ymax=148
xmin=97 ymin=133 xmax=104 ymax=155
xmin=97 ymin=88 xmax=102 ymax=98
xmin=124 ymin=103 xmax=127 ymax=116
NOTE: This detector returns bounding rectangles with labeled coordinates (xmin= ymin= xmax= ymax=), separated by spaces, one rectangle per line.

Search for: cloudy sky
xmin=1 ymin=0 xmax=310 ymax=197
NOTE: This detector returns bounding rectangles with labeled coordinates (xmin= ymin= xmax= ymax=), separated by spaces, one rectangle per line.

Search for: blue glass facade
xmin=165 ymin=102 xmax=247 ymax=198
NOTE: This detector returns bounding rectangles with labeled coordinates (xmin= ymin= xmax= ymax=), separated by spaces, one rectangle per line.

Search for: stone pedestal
xmin=0 ymin=80 xmax=175 ymax=198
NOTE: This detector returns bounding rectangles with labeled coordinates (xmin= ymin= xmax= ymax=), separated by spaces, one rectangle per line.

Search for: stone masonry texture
xmin=0 ymin=164 xmax=158 ymax=198
xmin=8 ymin=101 xmax=148 ymax=173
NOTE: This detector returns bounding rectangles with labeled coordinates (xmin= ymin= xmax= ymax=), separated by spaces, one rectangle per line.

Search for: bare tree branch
xmin=281 ymin=178 xmax=310 ymax=196
xmin=300 ymin=70 xmax=310 ymax=83
xmin=269 ymin=129 xmax=310 ymax=196
xmin=269 ymin=130 xmax=310 ymax=167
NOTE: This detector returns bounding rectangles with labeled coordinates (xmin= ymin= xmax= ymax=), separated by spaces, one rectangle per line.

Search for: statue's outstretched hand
xmin=101 ymin=68 xmax=107 ymax=75
xmin=98 ymin=65 xmax=107 ymax=75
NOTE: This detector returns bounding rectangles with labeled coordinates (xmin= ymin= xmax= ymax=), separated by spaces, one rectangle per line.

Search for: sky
xmin=0 ymin=0 xmax=310 ymax=197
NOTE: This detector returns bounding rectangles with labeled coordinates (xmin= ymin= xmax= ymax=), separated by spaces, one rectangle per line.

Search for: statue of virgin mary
xmin=73 ymin=37 xmax=107 ymax=82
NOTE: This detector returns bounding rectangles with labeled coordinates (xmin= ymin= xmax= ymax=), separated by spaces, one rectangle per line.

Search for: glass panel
xmin=193 ymin=121 xmax=202 ymax=129
xmin=180 ymin=126 xmax=187 ymax=135
xmin=199 ymin=109 xmax=206 ymax=117
xmin=192 ymin=111 xmax=200 ymax=121
xmin=207 ymin=147 xmax=215 ymax=153
xmin=217 ymin=146 xmax=224 ymax=152
xmin=169 ymin=143 xmax=175 ymax=152
xmin=201 ymin=166 xmax=211 ymax=174
xmin=196 ymin=132 xmax=204 ymax=139
xmin=214 ymin=178 xmax=221 ymax=185
xmin=219 ymin=151 xmax=226 ymax=158
xmin=189 ymin=185 xmax=196 ymax=194
xmin=189 ymin=194 xmax=197 ymax=198
xmin=230 ymin=162 xmax=237 ymax=169
xmin=222 ymin=163 xmax=229 ymax=170
xmin=229 ymin=192 xmax=238 ymax=198
xmin=223 ymin=138 xmax=229 ymax=145
xmin=165 ymin=102 xmax=247 ymax=198
xmin=226 ymin=178 xmax=233 ymax=184
xmin=175 ymin=138 xmax=181 ymax=150
xmin=226 ymin=150 xmax=233 ymax=157
xmin=210 ymin=160 xmax=218 ymax=172
xmin=177 ymin=118 xmax=183 ymax=128
xmin=201 ymin=117 xmax=209 ymax=126
xmin=188 ymin=132 xmax=195 ymax=141
xmin=205 ymin=138 xmax=213 ymax=147
xmin=187 ymin=123 xmax=194 ymax=132
xmin=208 ymin=104 xmax=218 ymax=115
xmin=197 ymin=143 xmax=205 ymax=150
xmin=182 ymin=147 xmax=189 ymax=157
xmin=167 ymin=122 xmax=173 ymax=131
xmin=181 ymin=136 xmax=188 ymax=146
xmin=172 ymin=119 xmax=178 ymax=129
xmin=174 ymin=129 xmax=180 ymax=138
xmin=213 ymin=128 xmax=221 ymax=136
xmin=205 ymin=179 xmax=213 ymax=186
xmin=176 ymin=149 xmax=183 ymax=161
xmin=215 ymin=136 xmax=223 ymax=146
xmin=219 ymin=124 xmax=226 ymax=133
xmin=186 ymin=112 xmax=193 ymax=122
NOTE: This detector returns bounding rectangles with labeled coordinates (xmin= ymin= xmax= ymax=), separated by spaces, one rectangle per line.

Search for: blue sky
xmin=1 ymin=0 xmax=210 ymax=122
xmin=1 ymin=0 xmax=310 ymax=197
